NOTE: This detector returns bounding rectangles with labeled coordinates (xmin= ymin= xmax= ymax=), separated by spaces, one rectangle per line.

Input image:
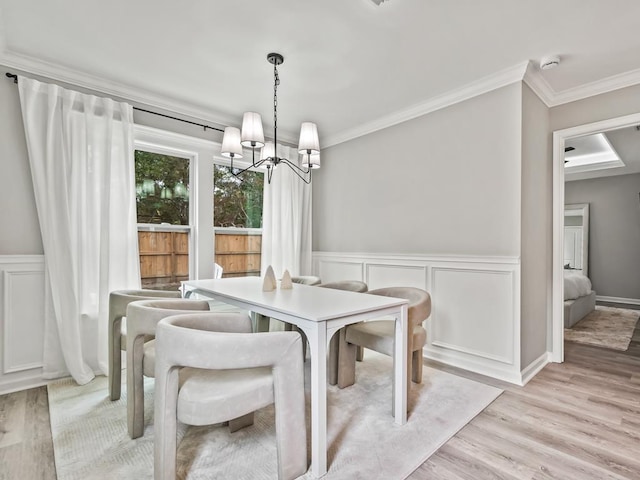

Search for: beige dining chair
xmin=125 ymin=298 xmax=211 ymax=439
xmin=154 ymin=313 xmax=307 ymax=480
xmin=292 ymin=275 xmax=322 ymax=285
xmin=317 ymin=281 xmax=369 ymax=386
xmin=108 ymin=289 xmax=181 ymax=401
xmin=336 ymin=287 xmax=431 ymax=389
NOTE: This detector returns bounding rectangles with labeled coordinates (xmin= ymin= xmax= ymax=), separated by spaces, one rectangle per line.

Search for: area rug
xmin=48 ymin=352 xmax=502 ymax=480
xmin=565 ymin=305 xmax=639 ymax=351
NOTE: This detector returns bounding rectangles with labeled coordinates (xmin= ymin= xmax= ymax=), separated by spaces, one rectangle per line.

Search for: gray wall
xmin=313 ymin=82 xmax=523 ymax=256
xmin=565 ymin=173 xmax=640 ymax=299
xmin=0 ymin=72 xmax=43 ymax=254
xmin=520 ymin=84 xmax=551 ymax=366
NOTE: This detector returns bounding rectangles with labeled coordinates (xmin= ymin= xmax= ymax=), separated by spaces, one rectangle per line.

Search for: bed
xmin=564 ymin=270 xmax=596 ymax=328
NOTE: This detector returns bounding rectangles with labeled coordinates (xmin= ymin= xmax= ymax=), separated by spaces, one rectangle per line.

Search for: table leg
xmin=394 ymin=304 xmax=408 ymax=425
xmin=305 ymin=324 xmax=328 ymax=477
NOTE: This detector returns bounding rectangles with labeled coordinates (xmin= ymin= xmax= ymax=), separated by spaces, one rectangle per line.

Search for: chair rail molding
xmin=312 ymin=251 xmax=524 ymax=384
xmin=0 ymin=254 xmax=47 ymax=394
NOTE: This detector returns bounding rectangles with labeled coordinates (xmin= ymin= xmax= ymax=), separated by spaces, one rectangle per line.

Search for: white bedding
xmin=564 ymin=271 xmax=592 ymax=300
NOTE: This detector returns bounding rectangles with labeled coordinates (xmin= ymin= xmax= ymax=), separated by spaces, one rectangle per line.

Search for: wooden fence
xmin=214 ymin=230 xmax=262 ymax=278
xmin=138 ymin=229 xmax=261 ymax=290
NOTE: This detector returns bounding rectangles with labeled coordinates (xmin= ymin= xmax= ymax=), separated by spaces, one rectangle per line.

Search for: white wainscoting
xmin=0 ymin=255 xmax=47 ymax=394
xmin=313 ymin=252 xmax=525 ymax=384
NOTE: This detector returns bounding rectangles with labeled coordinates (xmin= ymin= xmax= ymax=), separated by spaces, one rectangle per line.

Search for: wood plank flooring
xmin=2 ymin=320 xmax=639 ymax=479
xmin=0 ymin=387 xmax=55 ymax=480
xmin=410 ymin=340 xmax=640 ymax=480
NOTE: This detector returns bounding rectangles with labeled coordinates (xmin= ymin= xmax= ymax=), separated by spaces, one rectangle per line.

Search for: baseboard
xmin=520 ymin=352 xmax=550 ymax=386
xmin=0 ymin=374 xmax=48 ymax=396
xmin=423 ymin=346 xmax=523 ymax=386
xmin=596 ymin=295 xmax=640 ymax=306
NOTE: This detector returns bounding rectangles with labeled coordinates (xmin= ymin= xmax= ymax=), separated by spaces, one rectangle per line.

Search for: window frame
xmin=134 ymin=125 xmax=209 ymax=281
xmin=133 ymin=124 xmax=264 ymax=282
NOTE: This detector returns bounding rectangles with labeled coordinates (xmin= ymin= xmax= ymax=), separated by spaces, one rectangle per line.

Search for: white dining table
xmin=182 ymin=276 xmax=409 ymax=478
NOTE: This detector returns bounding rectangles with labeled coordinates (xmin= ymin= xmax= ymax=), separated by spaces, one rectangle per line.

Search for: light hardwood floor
xmin=1 ymin=333 xmax=639 ymax=479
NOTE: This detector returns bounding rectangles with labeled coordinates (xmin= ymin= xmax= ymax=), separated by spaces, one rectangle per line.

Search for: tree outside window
xmin=213 ymin=165 xmax=263 ymax=228
xmin=135 ymin=150 xmax=189 ymax=225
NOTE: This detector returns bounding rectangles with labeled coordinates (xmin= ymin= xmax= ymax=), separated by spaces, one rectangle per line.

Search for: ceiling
xmin=2 ymin=0 xmax=640 ymax=147
xmin=565 ymin=125 xmax=640 ymax=182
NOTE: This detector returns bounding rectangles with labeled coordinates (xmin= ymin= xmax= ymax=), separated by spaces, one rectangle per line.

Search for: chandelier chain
xmin=273 ymin=62 xmax=279 ymax=152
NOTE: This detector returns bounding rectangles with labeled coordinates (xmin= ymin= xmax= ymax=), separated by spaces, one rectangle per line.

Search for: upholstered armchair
xmin=317 ymin=281 xmax=369 ymax=386
xmin=125 ymin=298 xmax=210 ymax=439
xmin=336 ymin=287 xmax=431 ymax=389
xmin=108 ymin=289 xmax=181 ymax=401
xmin=154 ymin=313 xmax=307 ymax=480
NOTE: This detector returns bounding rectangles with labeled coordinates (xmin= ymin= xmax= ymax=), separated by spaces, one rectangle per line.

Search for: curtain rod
xmin=5 ymin=72 xmax=225 ymax=133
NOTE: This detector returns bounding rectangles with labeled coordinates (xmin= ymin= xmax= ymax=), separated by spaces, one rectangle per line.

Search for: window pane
xmin=213 ymin=165 xmax=263 ymax=228
xmin=135 ymin=149 xmax=190 ymax=291
xmin=135 ymin=150 xmax=189 ymax=225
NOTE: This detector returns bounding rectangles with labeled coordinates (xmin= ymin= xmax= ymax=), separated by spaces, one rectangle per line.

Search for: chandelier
xmin=220 ymin=52 xmax=320 ymax=184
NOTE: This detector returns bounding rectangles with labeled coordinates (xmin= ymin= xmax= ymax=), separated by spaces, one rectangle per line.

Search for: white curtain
xmin=18 ymin=77 xmax=140 ymax=385
xmin=261 ymin=144 xmax=312 ymax=277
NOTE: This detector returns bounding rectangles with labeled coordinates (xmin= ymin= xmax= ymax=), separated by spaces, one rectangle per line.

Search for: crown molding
xmin=0 ymin=49 xmax=299 ymax=144
xmin=325 ymin=60 xmax=640 ymax=147
xmin=524 ymin=61 xmax=640 ymax=108
xmin=323 ymin=61 xmax=530 ymax=147
xmin=522 ymin=64 xmax=555 ymax=107
xmin=548 ymin=66 xmax=640 ymax=106
xmin=4 ymin=38 xmax=640 ymax=149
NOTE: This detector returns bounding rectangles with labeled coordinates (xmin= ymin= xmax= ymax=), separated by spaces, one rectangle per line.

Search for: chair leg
xmin=412 ymin=350 xmax=423 ymax=384
xmin=293 ymin=327 xmax=308 ymax=360
xmin=328 ymin=331 xmax=339 ymax=385
xmin=272 ymin=339 xmax=308 ymax=480
xmin=109 ymin=317 xmax=122 ymax=401
xmin=337 ymin=329 xmax=357 ymax=389
xmin=253 ymin=313 xmax=270 ymax=332
xmin=127 ymin=335 xmax=146 ymax=439
xmin=229 ymin=412 xmax=254 ymax=432
xmin=356 ymin=346 xmax=364 ymax=362
xmin=154 ymin=365 xmax=180 ymax=480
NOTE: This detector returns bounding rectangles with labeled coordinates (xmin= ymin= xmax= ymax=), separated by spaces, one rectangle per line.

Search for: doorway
xmin=551 ymin=111 xmax=640 ymax=362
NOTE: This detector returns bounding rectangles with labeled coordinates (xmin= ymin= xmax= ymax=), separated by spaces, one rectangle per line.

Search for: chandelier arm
xmin=281 ymin=158 xmax=311 ymax=175
xmin=231 ymin=158 xmax=267 ymax=178
xmin=229 ymin=148 xmax=267 ymax=179
xmin=281 ymin=159 xmax=312 ymax=184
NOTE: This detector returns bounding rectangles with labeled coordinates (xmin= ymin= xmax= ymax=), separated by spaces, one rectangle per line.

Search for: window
xmin=132 ymin=124 xmax=264 ymax=284
xmin=135 ymin=149 xmax=191 ymax=291
xmin=213 ymin=165 xmax=264 ymax=277
xmin=213 ymin=165 xmax=263 ymax=228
